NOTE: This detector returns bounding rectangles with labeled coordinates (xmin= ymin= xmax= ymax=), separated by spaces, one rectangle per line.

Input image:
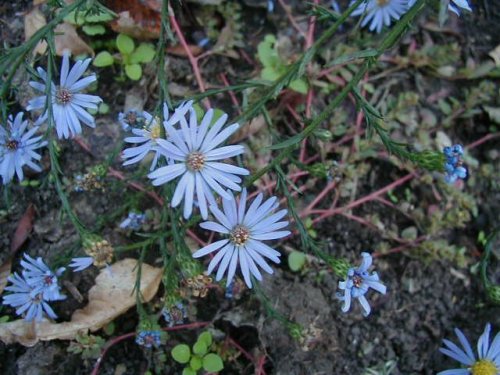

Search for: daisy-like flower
xmin=26 ymin=51 xmax=102 ymax=139
xmin=0 ymin=112 xmax=47 ymax=184
xmin=148 ymin=107 xmax=249 ymax=219
xmin=337 ymin=252 xmax=387 ymax=316
xmin=350 ymin=0 xmax=408 ymax=33
xmin=21 ymin=253 xmax=66 ymax=301
xmin=192 ymin=189 xmax=290 ymax=288
xmin=122 ymin=102 xmax=193 ymax=171
xmin=408 ymin=0 xmax=471 ymax=15
xmin=443 ymin=144 xmax=467 ymax=184
xmin=162 ymin=302 xmax=187 ymax=327
xmin=438 ymin=323 xmax=500 ymax=375
xmin=2 ymin=272 xmax=59 ymax=321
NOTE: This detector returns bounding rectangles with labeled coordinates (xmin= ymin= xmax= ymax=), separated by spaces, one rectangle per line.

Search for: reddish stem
xmin=219 ymin=73 xmax=242 ymax=115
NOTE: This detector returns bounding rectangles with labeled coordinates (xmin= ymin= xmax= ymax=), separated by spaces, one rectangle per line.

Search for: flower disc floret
xmin=148 ymin=107 xmax=249 ymax=219
xmin=26 ymin=51 xmax=102 ymax=139
xmin=193 ymin=188 xmax=290 ymax=288
xmin=0 ymin=112 xmax=47 ymax=184
xmin=438 ymin=323 xmax=500 ymax=375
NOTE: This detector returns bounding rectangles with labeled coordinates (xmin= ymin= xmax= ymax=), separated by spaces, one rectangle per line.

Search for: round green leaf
xmin=203 ymin=353 xmax=224 ymax=372
xmin=171 ymin=344 xmax=191 ymax=364
xmin=82 ymin=25 xmax=106 ymax=36
xmin=116 ymin=33 xmax=135 ymax=55
xmin=289 ymin=79 xmax=308 ymax=94
xmin=193 ymin=340 xmax=207 ymax=356
xmin=93 ymin=51 xmax=114 ymax=67
xmin=130 ymin=43 xmax=156 ymax=64
xmin=125 ymin=64 xmax=142 ymax=80
xmin=198 ymin=331 xmax=212 ymax=347
xmin=288 ymin=251 xmax=306 ymax=272
xmin=182 ymin=368 xmax=196 ymax=375
xmin=98 ymin=103 xmax=110 ymax=114
xmin=190 ymin=355 xmax=202 ymax=371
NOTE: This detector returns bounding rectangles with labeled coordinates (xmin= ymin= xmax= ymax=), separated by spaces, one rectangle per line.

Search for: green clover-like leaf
xmin=116 ymin=33 xmax=135 ymax=55
xmin=125 ymin=64 xmax=142 ymax=80
xmin=171 ymin=344 xmax=191 ymax=364
xmin=202 ymin=353 xmax=224 ymax=372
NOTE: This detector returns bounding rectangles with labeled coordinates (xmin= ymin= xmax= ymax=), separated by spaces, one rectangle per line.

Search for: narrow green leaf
xmin=325 ymin=49 xmax=378 ymax=67
xmin=269 ymin=133 xmax=304 ymax=150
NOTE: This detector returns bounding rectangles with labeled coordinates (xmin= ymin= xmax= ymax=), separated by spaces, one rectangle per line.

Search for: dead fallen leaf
xmin=24 ymin=8 xmax=47 ymax=55
xmin=10 ymin=204 xmax=36 ymax=254
xmin=0 ymin=259 xmax=162 ymax=346
xmin=54 ymin=23 xmax=94 ymax=56
xmin=489 ymin=44 xmax=500 ymax=67
xmin=231 ymin=114 xmax=266 ymax=143
xmin=0 ymin=260 xmax=12 ymax=296
xmin=166 ymin=44 xmax=204 ymax=58
xmin=110 ymin=10 xmax=160 ymax=40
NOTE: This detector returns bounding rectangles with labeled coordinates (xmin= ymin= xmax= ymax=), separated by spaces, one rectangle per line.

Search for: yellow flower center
xmin=149 ymin=123 xmax=161 ymax=140
xmin=186 ymin=151 xmax=205 ymax=172
xmin=230 ymin=225 xmax=250 ymax=246
xmin=471 ymin=360 xmax=498 ymax=375
xmin=377 ymin=0 xmax=390 ymax=6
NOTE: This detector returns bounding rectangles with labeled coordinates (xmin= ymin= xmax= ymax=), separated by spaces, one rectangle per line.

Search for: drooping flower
xmin=336 ymin=252 xmax=387 ymax=317
xmin=438 ymin=323 xmax=500 ymax=375
xmin=119 ymin=211 xmax=147 ymax=230
xmin=135 ymin=330 xmax=162 ymax=348
xmin=118 ymin=109 xmax=147 ymax=131
xmin=443 ymin=144 xmax=467 ymax=184
xmin=122 ymin=102 xmax=193 ymax=171
xmin=68 ymin=257 xmax=94 ymax=272
xmin=2 ymin=272 xmax=59 ymax=321
xmin=350 ymin=0 xmax=408 ymax=33
xmin=448 ymin=0 xmax=472 ymax=15
xmin=20 ymin=253 xmax=66 ymax=301
xmin=0 ymin=112 xmax=47 ymax=184
xmin=148 ymin=107 xmax=249 ymax=219
xmin=69 ymin=237 xmax=114 ymax=272
xmin=193 ymin=189 xmax=290 ymax=288
xmin=26 ymin=51 xmax=102 ymax=139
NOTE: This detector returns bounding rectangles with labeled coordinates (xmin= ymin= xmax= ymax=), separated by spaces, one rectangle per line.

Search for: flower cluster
xmin=119 ymin=211 xmax=147 ymax=231
xmin=336 ymin=252 xmax=387 ymax=316
xmin=135 ymin=330 xmax=162 ymax=348
xmin=70 ymin=237 xmax=114 ymax=272
xmin=2 ymin=254 xmax=66 ymax=321
xmin=443 ymin=144 xmax=467 ymax=184
xmin=353 ymin=0 xmax=472 ymax=34
xmin=162 ymin=302 xmax=187 ymax=327
xmin=438 ymin=323 xmax=500 ymax=375
xmin=27 ymin=51 xmax=102 ymax=139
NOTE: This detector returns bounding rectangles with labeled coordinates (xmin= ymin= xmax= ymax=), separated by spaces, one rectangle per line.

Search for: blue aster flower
xmin=119 ymin=211 xmax=147 ymax=230
xmin=20 ymin=253 xmax=66 ymax=301
xmin=443 ymin=144 xmax=467 ymax=184
xmin=135 ymin=330 xmax=161 ymax=348
xmin=2 ymin=272 xmax=59 ymax=321
xmin=0 ymin=112 xmax=47 ymax=184
xmin=438 ymin=323 xmax=500 ymax=375
xmin=148 ymin=107 xmax=249 ymax=219
xmin=350 ymin=0 xmax=408 ymax=33
xmin=162 ymin=302 xmax=187 ymax=327
xmin=26 ymin=51 xmax=102 ymax=139
xmin=408 ymin=0 xmax=471 ymax=15
xmin=68 ymin=257 xmax=94 ymax=272
xmin=193 ymin=188 xmax=290 ymax=288
xmin=337 ymin=252 xmax=387 ymax=317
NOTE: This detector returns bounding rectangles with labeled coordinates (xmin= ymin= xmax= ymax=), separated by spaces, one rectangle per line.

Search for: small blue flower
xmin=350 ymin=0 xmax=408 ymax=34
xmin=443 ymin=144 xmax=467 ymax=184
xmin=119 ymin=212 xmax=147 ymax=230
xmin=408 ymin=0 xmax=472 ymax=15
xmin=27 ymin=51 xmax=102 ymax=139
xmin=438 ymin=323 xmax=500 ymax=375
xmin=337 ymin=252 xmax=387 ymax=317
xmin=2 ymin=272 xmax=59 ymax=321
xmin=20 ymin=253 xmax=66 ymax=301
xmin=162 ymin=302 xmax=187 ymax=327
xmin=118 ymin=109 xmax=147 ymax=131
xmin=193 ymin=188 xmax=290 ymax=288
xmin=135 ymin=330 xmax=161 ymax=348
xmin=0 ymin=112 xmax=47 ymax=184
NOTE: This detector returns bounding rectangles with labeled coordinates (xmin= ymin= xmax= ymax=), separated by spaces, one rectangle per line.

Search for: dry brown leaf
xmin=0 ymin=260 xmax=12 ymax=296
xmin=0 ymin=258 xmax=162 ymax=346
xmin=231 ymin=114 xmax=266 ymax=143
xmin=24 ymin=8 xmax=47 ymax=55
xmin=110 ymin=11 xmax=160 ymax=40
xmin=54 ymin=23 xmax=94 ymax=56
